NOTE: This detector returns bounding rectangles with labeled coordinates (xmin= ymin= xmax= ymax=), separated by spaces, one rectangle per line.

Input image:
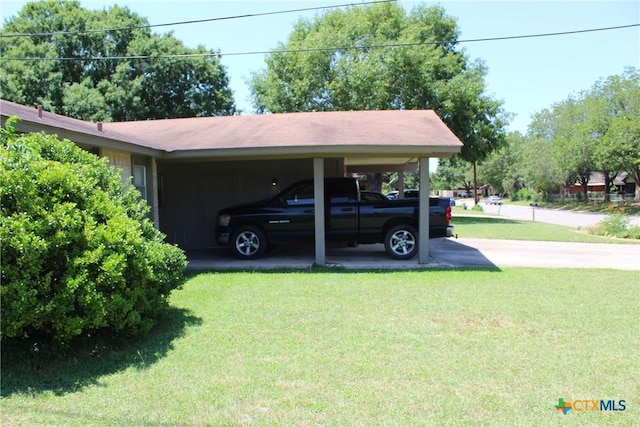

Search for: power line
xmin=220 ymin=23 xmax=640 ymax=57
xmin=0 ymin=0 xmax=396 ymax=38
xmin=461 ymin=23 xmax=639 ymax=44
xmin=1 ymin=23 xmax=637 ymax=62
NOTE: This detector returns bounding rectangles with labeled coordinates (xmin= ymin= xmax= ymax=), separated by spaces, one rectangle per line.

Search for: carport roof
xmin=1 ymin=100 xmax=462 ymax=165
xmin=0 ymin=99 xmax=161 ymax=156
xmin=106 ymin=110 xmax=463 ymax=166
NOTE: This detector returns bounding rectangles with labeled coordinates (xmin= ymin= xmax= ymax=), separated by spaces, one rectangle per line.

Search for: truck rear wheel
xmin=231 ymin=226 xmax=267 ymax=260
xmin=384 ymin=224 xmax=418 ymax=260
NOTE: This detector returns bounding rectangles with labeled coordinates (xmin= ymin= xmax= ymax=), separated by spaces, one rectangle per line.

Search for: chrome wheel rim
xmin=389 ymin=230 xmax=416 ymax=256
xmin=235 ymin=231 xmax=260 ymax=256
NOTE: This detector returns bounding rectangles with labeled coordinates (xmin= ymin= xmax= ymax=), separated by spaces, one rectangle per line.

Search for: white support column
xmin=418 ymin=157 xmax=430 ymax=264
xmin=313 ymin=158 xmax=326 ymax=266
xmin=398 ymin=170 xmax=405 ymax=199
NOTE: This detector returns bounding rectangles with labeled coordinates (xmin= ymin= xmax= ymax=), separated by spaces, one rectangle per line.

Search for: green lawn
xmin=534 ymin=201 xmax=640 ymax=216
xmin=2 ymin=269 xmax=638 ymax=426
xmin=452 ymin=215 xmax=640 ymax=244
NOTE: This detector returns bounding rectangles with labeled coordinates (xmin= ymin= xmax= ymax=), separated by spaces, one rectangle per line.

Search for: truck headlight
xmin=218 ymin=214 xmax=231 ymax=227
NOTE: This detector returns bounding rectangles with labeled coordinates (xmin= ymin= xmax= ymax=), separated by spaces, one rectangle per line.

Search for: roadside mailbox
xmin=530 ymin=203 xmax=538 ymax=221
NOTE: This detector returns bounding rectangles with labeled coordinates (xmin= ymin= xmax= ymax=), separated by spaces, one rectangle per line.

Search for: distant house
xmin=1 ymin=99 xmax=463 ymax=264
xmin=569 ymin=172 xmax=636 ymax=196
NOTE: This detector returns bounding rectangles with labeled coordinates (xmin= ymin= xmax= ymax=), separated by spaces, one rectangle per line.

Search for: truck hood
xmin=218 ymin=198 xmax=274 ymax=215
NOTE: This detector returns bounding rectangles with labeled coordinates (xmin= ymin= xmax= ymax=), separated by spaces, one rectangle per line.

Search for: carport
xmin=1 ymin=100 xmax=463 ymax=265
xmin=107 ymin=110 xmax=463 ymax=265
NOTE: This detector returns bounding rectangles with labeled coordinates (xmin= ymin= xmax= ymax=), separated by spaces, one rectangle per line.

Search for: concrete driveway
xmin=186 ymin=205 xmax=640 ymax=271
xmin=187 ymin=237 xmax=640 ymax=271
xmin=431 ymin=238 xmax=640 ymax=270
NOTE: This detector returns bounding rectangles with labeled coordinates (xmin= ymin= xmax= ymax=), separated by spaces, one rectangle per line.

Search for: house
xmin=1 ymin=99 xmax=463 ymax=264
xmin=569 ymin=172 xmax=636 ymax=198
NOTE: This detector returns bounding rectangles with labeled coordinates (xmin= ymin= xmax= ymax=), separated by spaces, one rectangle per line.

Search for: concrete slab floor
xmin=186 ymin=238 xmax=640 ymax=271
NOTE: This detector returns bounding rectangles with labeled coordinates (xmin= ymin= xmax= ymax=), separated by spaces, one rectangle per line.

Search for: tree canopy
xmin=250 ymin=2 xmax=508 ymax=165
xmin=0 ymin=0 xmax=236 ymax=121
xmin=590 ymin=68 xmax=640 ymax=200
xmin=431 ymin=157 xmax=473 ymax=194
xmin=526 ymin=67 xmax=639 ymax=201
xmin=477 ymin=67 xmax=639 ymax=201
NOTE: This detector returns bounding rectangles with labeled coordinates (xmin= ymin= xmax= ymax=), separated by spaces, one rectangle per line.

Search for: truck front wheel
xmin=231 ymin=226 xmax=267 ymax=260
xmin=384 ymin=224 xmax=418 ymax=260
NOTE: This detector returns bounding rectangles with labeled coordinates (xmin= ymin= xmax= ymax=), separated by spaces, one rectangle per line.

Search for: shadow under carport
xmin=186 ymin=238 xmax=499 ymax=271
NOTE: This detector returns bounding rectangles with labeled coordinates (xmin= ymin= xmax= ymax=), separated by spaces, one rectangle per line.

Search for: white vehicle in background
xmin=485 ymin=196 xmax=504 ymax=205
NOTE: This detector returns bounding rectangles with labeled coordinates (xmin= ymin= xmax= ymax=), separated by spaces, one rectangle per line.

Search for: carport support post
xmin=313 ymin=158 xmax=326 ymax=266
xmin=418 ymin=157 xmax=430 ymax=264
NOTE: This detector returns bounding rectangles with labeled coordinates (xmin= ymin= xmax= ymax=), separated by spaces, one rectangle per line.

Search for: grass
xmin=451 ymin=215 xmax=640 ymax=244
xmin=493 ymin=200 xmax=640 ymax=216
xmin=539 ymin=201 xmax=640 ymax=216
xmin=2 ymin=269 xmax=639 ymax=426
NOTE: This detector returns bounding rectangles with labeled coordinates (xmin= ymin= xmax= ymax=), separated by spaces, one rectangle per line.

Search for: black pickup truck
xmin=216 ymin=178 xmax=453 ymax=260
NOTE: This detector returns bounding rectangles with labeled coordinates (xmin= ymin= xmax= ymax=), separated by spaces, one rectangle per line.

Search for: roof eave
xmin=1 ymin=114 xmax=163 ymax=157
xmin=158 ymin=144 xmax=462 ymax=161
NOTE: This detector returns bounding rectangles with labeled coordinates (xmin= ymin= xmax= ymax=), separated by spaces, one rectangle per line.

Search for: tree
xmin=477 ymin=131 xmax=526 ymax=196
xmin=1 ymin=120 xmax=187 ymax=345
xmin=250 ymin=2 xmax=508 ymax=194
xmin=519 ymin=136 xmax=565 ymax=195
xmin=582 ymin=92 xmax=618 ymax=201
xmin=431 ymin=157 xmax=473 ymax=194
xmin=527 ymin=68 xmax=640 ymax=202
xmin=0 ymin=0 xmax=236 ymax=121
xmin=589 ymin=68 xmax=640 ymax=201
xmin=528 ymin=98 xmax=596 ymax=201
xmin=553 ymin=98 xmax=598 ymax=202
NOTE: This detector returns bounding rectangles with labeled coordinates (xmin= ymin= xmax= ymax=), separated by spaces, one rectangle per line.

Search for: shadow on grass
xmin=0 ymin=307 xmax=202 ymax=397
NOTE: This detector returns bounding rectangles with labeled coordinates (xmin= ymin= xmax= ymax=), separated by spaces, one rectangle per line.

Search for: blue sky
xmin=1 ymin=1 xmax=638 ymax=133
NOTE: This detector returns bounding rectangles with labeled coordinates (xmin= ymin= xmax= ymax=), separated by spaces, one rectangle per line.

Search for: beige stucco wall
xmin=157 ymin=158 xmax=344 ymax=249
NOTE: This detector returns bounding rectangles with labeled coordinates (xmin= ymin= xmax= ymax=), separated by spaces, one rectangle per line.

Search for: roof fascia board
xmin=160 ymin=145 xmax=461 ymax=160
xmin=3 ymin=118 xmax=163 ymax=157
xmin=346 ymin=163 xmax=419 ymax=173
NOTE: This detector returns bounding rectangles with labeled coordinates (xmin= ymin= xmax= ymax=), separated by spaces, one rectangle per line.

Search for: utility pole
xmin=473 ymin=161 xmax=478 ymax=205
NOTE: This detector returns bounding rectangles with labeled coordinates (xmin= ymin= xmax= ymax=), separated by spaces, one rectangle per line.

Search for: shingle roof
xmin=1 ymin=99 xmax=462 ymax=163
xmin=0 ymin=99 xmax=159 ymax=155
xmin=104 ymin=109 xmax=462 ymax=151
xmin=582 ymin=172 xmax=630 ymax=186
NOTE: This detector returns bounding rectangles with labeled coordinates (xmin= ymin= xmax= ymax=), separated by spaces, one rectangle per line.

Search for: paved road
xmin=478 ymin=203 xmax=640 ymax=228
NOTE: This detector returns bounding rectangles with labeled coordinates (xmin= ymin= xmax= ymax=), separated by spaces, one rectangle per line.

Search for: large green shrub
xmin=588 ymin=206 xmax=640 ymax=240
xmin=1 ymin=120 xmax=187 ymax=344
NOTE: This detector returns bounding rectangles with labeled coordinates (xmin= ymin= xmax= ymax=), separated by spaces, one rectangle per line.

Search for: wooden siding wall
xmin=102 ymin=148 xmax=133 ymax=186
xmin=157 ymin=158 xmax=344 ymax=250
xmin=101 ymin=148 xmax=159 ymax=227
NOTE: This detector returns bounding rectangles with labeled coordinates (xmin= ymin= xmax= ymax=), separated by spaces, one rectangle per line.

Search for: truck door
xmin=269 ymin=181 xmax=316 ymax=242
xmin=325 ymin=179 xmax=358 ymax=242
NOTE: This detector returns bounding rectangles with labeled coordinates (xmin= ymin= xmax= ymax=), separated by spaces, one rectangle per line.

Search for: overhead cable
xmin=0 ymin=0 xmax=396 ymax=38
xmin=1 ymin=23 xmax=638 ymax=62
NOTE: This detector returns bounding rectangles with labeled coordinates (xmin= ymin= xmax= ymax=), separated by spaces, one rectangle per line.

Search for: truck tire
xmin=384 ymin=224 xmax=418 ymax=260
xmin=231 ymin=226 xmax=267 ymax=260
